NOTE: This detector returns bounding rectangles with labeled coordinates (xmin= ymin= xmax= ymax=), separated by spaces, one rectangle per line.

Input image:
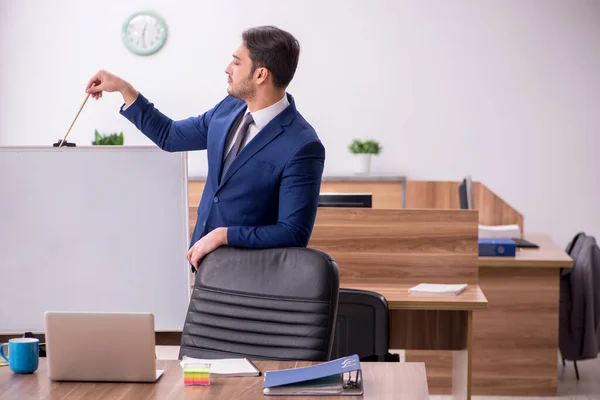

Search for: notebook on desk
xmin=180 ymin=356 xmax=261 ymax=377
xmin=263 ymin=354 xmax=363 ymax=396
xmin=408 ymin=283 xmax=468 ymax=296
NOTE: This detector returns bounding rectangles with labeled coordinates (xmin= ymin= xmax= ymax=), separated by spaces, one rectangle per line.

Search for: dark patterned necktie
xmin=221 ymin=113 xmax=254 ymax=179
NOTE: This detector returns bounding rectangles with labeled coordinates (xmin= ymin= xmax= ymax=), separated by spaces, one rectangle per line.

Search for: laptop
xmin=44 ymin=311 xmax=164 ymax=382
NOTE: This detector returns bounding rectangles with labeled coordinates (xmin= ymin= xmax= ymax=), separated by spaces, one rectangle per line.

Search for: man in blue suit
xmin=86 ymin=26 xmax=325 ymax=270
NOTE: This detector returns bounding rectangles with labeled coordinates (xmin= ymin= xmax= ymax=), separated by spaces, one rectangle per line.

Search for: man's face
xmin=225 ymin=43 xmax=256 ymax=100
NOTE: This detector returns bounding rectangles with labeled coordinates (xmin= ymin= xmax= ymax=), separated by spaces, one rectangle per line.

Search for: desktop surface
xmin=0 ymin=359 xmax=430 ymax=400
xmin=345 ymin=283 xmax=487 ymax=311
xmin=478 ymin=233 xmax=574 ymax=268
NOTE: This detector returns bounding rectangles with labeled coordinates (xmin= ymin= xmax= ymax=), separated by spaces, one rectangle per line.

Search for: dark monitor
xmin=458 ymin=176 xmax=473 ymax=210
xmin=458 ymin=180 xmax=469 ymax=210
xmin=318 ymin=193 xmax=372 ymax=208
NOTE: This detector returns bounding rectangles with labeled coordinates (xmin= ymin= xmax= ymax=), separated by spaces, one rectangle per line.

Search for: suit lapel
xmin=213 ymin=104 xmax=246 ymax=186
xmin=218 ymin=94 xmax=297 ymax=188
xmin=218 ymin=121 xmax=284 ymax=188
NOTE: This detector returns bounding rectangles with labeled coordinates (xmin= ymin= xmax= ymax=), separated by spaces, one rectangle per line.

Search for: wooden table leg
xmin=452 ymin=310 xmax=472 ymax=400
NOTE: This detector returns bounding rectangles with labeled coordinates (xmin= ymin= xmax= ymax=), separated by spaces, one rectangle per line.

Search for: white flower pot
xmin=354 ymin=154 xmax=371 ymax=175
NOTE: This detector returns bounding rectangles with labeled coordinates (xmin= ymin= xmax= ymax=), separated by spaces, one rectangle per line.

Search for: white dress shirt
xmin=225 ymin=94 xmax=289 ymax=155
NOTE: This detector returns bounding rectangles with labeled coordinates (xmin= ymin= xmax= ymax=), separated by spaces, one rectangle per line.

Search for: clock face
xmin=122 ymin=11 xmax=167 ymax=56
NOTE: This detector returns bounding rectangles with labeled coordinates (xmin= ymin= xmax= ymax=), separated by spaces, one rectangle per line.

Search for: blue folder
xmin=478 ymin=238 xmax=516 ymax=256
xmin=263 ymin=354 xmax=363 ymax=396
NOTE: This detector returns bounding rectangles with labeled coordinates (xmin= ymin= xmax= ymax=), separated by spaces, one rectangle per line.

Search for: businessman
xmin=86 ymin=26 xmax=325 ymax=270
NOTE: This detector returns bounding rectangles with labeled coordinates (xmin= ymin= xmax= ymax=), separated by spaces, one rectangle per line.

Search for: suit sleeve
xmin=120 ymin=93 xmax=225 ymax=152
xmin=226 ymin=139 xmax=325 ymax=248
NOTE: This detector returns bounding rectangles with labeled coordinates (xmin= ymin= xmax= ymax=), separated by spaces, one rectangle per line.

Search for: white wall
xmin=1 ymin=0 xmax=599 ymax=248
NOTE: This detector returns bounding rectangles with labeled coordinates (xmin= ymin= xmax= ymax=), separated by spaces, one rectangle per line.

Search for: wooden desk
xmin=302 ymin=179 xmax=573 ymax=396
xmin=0 ymin=359 xmax=430 ymax=400
xmin=309 ymin=208 xmax=487 ymax=400
xmin=351 ymin=283 xmax=486 ymax=400
xmin=478 ymin=233 xmax=573 ymax=268
xmin=473 ymin=233 xmax=573 ymax=396
xmin=409 ymin=233 xmax=574 ymax=396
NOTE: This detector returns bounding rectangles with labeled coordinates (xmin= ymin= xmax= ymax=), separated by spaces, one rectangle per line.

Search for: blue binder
xmin=263 ymin=354 xmax=363 ymax=396
xmin=478 ymin=238 xmax=516 ymax=256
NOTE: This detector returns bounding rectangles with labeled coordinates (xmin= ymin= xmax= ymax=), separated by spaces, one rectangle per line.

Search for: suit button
xmin=213 ymin=196 xmax=219 ymax=203
xmin=202 ymin=222 xmax=206 ymax=227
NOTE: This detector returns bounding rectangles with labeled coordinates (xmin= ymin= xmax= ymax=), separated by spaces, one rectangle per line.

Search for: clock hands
xmin=141 ymin=24 xmax=147 ymax=49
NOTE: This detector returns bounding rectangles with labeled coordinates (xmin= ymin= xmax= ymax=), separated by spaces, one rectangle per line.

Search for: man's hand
xmin=85 ymin=70 xmax=138 ymax=106
xmin=187 ymin=227 xmax=228 ymax=270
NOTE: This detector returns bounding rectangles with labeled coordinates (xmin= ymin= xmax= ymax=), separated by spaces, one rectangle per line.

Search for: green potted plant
xmin=348 ymin=139 xmax=381 ymax=175
xmin=92 ymin=130 xmax=124 ymax=145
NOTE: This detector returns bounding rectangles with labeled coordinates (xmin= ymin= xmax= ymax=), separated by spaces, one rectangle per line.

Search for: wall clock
xmin=122 ymin=11 xmax=168 ymax=56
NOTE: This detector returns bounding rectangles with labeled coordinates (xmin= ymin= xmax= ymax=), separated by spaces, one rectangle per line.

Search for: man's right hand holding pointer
xmin=86 ymin=70 xmax=139 ymax=108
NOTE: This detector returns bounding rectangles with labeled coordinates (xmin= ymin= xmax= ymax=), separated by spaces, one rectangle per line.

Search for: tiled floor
xmin=156 ymin=347 xmax=600 ymax=399
xmin=555 ymin=356 xmax=600 ymax=400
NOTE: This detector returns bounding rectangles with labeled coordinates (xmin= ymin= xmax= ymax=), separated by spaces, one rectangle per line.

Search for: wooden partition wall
xmin=308 ymin=208 xmax=479 ymax=286
xmin=187 ymin=192 xmax=480 ymax=285
xmin=405 ymin=181 xmax=524 ymax=233
xmin=188 ymin=179 xmax=523 ymax=237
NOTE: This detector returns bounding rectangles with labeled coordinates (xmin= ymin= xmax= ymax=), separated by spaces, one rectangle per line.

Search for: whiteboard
xmin=0 ymin=146 xmax=191 ymax=333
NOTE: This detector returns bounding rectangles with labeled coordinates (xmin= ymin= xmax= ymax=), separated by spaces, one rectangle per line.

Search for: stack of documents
xmin=478 ymin=224 xmax=521 ymax=239
xmin=408 ymin=283 xmax=468 ymax=296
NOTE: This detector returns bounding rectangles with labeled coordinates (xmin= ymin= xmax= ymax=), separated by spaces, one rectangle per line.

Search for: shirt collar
xmin=245 ymin=94 xmax=290 ymax=130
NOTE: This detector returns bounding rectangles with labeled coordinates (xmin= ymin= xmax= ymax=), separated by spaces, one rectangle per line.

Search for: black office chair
xmin=330 ymin=288 xmax=399 ymax=362
xmin=179 ymin=246 xmax=340 ymax=361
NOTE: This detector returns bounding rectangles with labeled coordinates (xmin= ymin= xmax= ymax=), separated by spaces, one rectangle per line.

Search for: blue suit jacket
xmin=121 ymin=93 xmax=325 ymax=249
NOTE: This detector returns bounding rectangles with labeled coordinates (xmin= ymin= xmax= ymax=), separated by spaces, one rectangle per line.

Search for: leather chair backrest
xmin=330 ymin=288 xmax=390 ymax=361
xmin=179 ymin=246 xmax=340 ymax=361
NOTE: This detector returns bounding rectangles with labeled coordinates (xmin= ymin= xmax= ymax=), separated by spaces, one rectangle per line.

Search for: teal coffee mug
xmin=0 ymin=338 xmax=39 ymax=374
